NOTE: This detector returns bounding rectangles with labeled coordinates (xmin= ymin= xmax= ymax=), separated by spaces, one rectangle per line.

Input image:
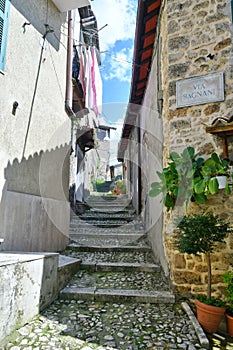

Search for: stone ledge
xmin=81 ymin=262 xmax=161 ymax=273
xmin=60 ymin=287 xmax=95 ymax=301
xmin=182 ymin=301 xmax=209 ymax=349
xmin=67 ymin=245 xmax=151 ymax=252
xmin=60 ymin=287 xmax=175 ymax=304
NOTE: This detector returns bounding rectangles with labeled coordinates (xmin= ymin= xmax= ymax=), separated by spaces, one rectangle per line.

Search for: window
xmin=232 ymin=0 xmax=233 ymax=22
xmin=0 ymin=0 xmax=10 ymax=71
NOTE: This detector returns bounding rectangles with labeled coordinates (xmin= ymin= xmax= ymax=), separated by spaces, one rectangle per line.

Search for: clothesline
xmin=58 ymin=31 xmax=148 ymax=71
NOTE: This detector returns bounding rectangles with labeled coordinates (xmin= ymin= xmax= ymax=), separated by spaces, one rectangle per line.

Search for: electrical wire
xmin=48 ymin=44 xmax=64 ymax=100
xmin=53 ymin=30 xmax=148 ymax=72
xmin=22 ymin=35 xmax=47 ymax=159
xmin=22 ymin=26 xmax=54 ymax=159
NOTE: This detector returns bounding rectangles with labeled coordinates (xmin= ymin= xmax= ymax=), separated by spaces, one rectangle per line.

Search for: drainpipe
xmin=66 ymin=10 xmax=77 ymax=210
xmin=65 ymin=10 xmax=74 ymax=116
xmin=66 ymin=10 xmax=77 ymax=156
xmin=137 ymin=122 xmax=142 ymax=216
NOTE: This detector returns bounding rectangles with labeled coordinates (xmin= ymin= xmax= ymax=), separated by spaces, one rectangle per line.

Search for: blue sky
xmin=91 ymin=0 xmax=138 ymax=165
xmin=92 ymin=0 xmax=137 ymax=117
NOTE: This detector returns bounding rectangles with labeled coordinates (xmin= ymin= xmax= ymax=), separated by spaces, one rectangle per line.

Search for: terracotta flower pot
xmin=226 ymin=312 xmax=233 ymax=337
xmin=195 ymin=299 xmax=226 ymax=333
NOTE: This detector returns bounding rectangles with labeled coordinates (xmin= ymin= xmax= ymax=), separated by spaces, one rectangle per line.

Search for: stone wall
xmin=161 ymin=0 xmax=233 ymax=296
xmin=168 ymin=193 xmax=233 ymax=298
xmin=0 ymin=252 xmax=59 ymax=344
xmin=163 ymin=0 xmax=233 ymax=155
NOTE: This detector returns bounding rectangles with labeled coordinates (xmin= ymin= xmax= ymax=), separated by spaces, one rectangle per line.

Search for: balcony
xmin=51 ymin=0 xmax=90 ymax=12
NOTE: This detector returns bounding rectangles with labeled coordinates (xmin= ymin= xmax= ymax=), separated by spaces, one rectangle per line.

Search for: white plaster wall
xmin=0 ymin=191 xmax=69 ymax=252
xmin=0 ymin=0 xmax=70 ymax=170
xmin=139 ymin=47 xmax=169 ymax=274
xmin=0 ymin=0 xmax=71 ymax=251
xmin=123 ymin=38 xmax=168 ymax=274
xmin=0 ymin=252 xmax=58 ymax=344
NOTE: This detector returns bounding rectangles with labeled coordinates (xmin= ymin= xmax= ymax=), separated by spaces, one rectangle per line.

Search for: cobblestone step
xmin=59 ymin=269 xmax=173 ymax=304
xmin=86 ymin=206 xmax=133 ymax=213
xmin=69 ymin=231 xmax=144 ymax=239
xmin=60 ymin=287 xmax=175 ymax=303
xmin=61 ymin=249 xmax=156 ymax=264
xmin=86 ymin=200 xmax=130 ymax=205
xmin=66 ymin=244 xmax=151 ymax=253
xmin=69 ymin=235 xmax=145 ymax=247
xmin=89 ymin=207 xmax=135 ymax=213
xmin=70 ymin=220 xmax=138 ymax=228
xmin=69 ymin=224 xmax=142 ymax=232
xmin=78 ymin=213 xmax=136 ymax=221
xmin=80 ymin=262 xmax=160 ymax=273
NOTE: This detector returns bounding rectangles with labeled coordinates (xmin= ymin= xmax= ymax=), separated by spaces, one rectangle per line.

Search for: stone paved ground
xmin=0 ymin=301 xmax=205 ymax=349
xmin=2 ymin=300 xmax=233 ymax=349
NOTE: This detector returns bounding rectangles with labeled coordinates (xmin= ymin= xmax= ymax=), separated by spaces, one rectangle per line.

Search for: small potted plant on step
xmin=222 ymin=270 xmax=233 ymax=336
xmin=174 ymin=212 xmax=233 ymax=333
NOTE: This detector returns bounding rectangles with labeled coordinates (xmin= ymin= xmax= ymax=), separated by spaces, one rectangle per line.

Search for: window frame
xmin=231 ymin=0 xmax=233 ymax=22
xmin=0 ymin=0 xmax=10 ymax=71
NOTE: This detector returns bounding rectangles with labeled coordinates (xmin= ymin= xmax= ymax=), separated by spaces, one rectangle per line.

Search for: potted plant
xmin=174 ymin=212 xmax=233 ymax=333
xmin=222 ymin=270 xmax=233 ymax=336
xmin=149 ymin=147 xmax=205 ymax=211
xmin=195 ymin=152 xmax=231 ymax=195
xmin=149 ymin=147 xmax=232 ymax=211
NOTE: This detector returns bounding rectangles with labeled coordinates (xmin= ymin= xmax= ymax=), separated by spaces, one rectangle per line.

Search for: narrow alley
xmin=2 ymin=0 xmax=233 ymax=349
xmin=2 ymin=194 xmax=232 ymax=350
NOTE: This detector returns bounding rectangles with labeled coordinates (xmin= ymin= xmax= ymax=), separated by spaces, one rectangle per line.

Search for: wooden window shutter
xmin=232 ymin=0 xmax=233 ymax=22
xmin=0 ymin=0 xmax=10 ymax=71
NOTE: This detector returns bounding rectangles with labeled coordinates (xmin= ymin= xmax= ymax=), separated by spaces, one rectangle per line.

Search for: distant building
xmin=69 ymin=5 xmax=104 ymax=208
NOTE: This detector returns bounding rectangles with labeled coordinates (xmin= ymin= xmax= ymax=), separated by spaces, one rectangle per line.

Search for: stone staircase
xmin=60 ymin=195 xmax=175 ymax=304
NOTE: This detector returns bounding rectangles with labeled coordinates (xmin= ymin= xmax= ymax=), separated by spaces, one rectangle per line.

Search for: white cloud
xmin=103 ymin=47 xmax=133 ymax=82
xmin=92 ymin=0 xmax=137 ymax=51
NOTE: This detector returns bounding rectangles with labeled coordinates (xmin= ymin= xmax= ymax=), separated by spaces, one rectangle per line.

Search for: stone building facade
xmin=119 ymin=0 xmax=233 ymax=298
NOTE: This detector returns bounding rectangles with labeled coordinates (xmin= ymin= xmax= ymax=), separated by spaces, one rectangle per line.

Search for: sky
xmin=91 ymin=0 xmax=138 ymax=164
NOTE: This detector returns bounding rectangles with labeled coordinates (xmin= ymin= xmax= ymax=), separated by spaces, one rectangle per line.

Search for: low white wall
xmin=0 ymin=191 xmax=69 ymax=252
xmin=0 ymin=252 xmax=58 ymax=344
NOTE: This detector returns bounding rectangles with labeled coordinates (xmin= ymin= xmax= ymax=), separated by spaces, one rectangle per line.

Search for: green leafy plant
xmin=149 ymin=147 xmax=205 ymax=211
xmin=222 ymin=271 xmax=233 ymax=315
xmin=174 ymin=212 xmax=232 ymax=301
xmin=194 ymin=152 xmax=231 ymax=198
xmin=196 ymin=294 xmax=226 ymax=307
xmin=149 ymin=147 xmax=232 ymax=212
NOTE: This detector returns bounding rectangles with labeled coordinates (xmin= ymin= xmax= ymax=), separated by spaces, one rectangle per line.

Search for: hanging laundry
xmin=79 ymin=48 xmax=86 ymax=94
xmin=78 ymin=45 xmax=102 ymax=116
xmin=92 ymin=46 xmax=102 ymax=115
xmin=91 ymin=46 xmax=98 ymax=116
xmin=72 ymin=49 xmax=84 ymax=99
xmin=86 ymin=47 xmax=95 ymax=113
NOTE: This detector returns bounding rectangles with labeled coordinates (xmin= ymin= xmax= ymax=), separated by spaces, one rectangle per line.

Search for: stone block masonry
xmin=160 ymin=0 xmax=233 ymax=296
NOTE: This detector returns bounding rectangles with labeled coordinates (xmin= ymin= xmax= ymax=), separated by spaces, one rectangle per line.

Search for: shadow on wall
xmin=11 ymin=0 xmax=66 ymax=51
xmin=0 ymin=143 xmax=71 ymax=252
